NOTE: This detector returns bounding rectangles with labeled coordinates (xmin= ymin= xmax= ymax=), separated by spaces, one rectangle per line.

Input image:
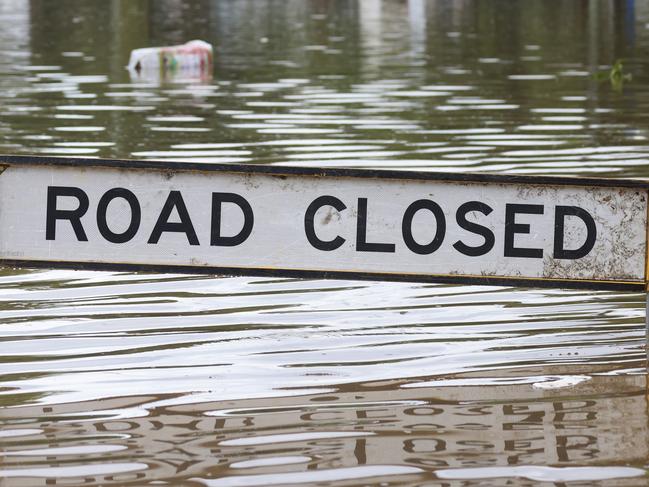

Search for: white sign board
xmin=0 ymin=156 xmax=646 ymax=291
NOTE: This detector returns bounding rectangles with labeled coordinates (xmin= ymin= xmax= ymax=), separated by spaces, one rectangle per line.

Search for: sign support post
xmin=642 ymin=188 xmax=649 ymax=402
xmin=644 ymin=289 xmax=649 ymax=402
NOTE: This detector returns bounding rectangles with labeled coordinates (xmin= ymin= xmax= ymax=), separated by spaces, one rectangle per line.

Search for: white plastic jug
xmin=127 ymin=40 xmax=213 ymax=81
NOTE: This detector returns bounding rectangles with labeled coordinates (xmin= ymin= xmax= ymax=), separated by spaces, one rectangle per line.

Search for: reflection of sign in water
xmin=1 ymin=377 xmax=646 ymax=485
xmin=0 ymin=155 xmax=647 ymax=291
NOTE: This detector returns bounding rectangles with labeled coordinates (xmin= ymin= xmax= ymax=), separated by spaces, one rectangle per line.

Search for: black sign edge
xmin=0 ymin=259 xmax=643 ymax=292
xmin=1 ymin=154 xmax=648 ymax=190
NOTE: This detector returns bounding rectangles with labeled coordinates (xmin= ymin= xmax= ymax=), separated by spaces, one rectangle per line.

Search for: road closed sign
xmin=0 ymin=155 xmax=647 ymax=291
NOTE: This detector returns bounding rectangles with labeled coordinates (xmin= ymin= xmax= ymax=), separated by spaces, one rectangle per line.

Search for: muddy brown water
xmin=1 ymin=1 xmax=648 ymax=485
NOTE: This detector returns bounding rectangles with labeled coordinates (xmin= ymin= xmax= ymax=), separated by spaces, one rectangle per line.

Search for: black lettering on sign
xmin=46 ymin=186 xmax=89 ymax=241
xmin=553 ymin=206 xmax=596 ymax=259
xmin=504 ymin=204 xmax=544 ymax=258
xmin=211 ymin=193 xmax=254 ymax=246
xmin=148 ymin=191 xmax=199 ymax=245
xmin=453 ymin=201 xmax=495 ymax=257
xmin=304 ymin=195 xmax=346 ymax=251
xmin=97 ymin=188 xmax=141 ymax=244
xmin=356 ymin=198 xmax=395 ymax=253
xmin=402 ymin=199 xmax=446 ymax=255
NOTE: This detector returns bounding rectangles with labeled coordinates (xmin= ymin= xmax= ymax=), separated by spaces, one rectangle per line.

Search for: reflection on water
xmin=0 ymin=271 xmax=646 ymax=485
xmin=1 ymin=0 xmax=649 ymax=485
xmin=1 ymin=376 xmax=646 ymax=485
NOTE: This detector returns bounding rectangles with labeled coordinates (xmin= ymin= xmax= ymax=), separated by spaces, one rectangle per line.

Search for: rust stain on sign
xmin=541 ymin=187 xmax=646 ymax=281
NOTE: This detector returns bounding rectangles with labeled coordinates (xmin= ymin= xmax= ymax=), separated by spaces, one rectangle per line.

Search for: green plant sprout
xmin=594 ymin=59 xmax=632 ymax=91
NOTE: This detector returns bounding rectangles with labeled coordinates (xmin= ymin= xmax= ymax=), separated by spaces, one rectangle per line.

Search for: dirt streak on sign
xmin=0 ymin=156 xmax=646 ymax=291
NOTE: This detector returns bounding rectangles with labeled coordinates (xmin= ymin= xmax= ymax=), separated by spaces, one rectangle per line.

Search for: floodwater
xmin=1 ymin=0 xmax=649 ymax=485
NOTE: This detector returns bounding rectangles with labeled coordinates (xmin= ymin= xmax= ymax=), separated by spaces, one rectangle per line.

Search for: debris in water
xmin=127 ymin=40 xmax=213 ymax=83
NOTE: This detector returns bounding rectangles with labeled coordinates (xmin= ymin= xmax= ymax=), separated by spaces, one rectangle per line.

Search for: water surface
xmin=1 ymin=1 xmax=648 ymax=485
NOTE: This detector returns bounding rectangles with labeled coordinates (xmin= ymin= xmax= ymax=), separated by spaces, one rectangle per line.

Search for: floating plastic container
xmin=127 ymin=40 xmax=213 ymax=82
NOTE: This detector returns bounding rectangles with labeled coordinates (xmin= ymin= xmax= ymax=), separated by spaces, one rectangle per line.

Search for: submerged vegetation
xmin=594 ymin=59 xmax=632 ymax=91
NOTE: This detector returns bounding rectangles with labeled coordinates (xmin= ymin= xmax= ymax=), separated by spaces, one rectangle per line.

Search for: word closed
xmin=0 ymin=156 xmax=646 ymax=290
